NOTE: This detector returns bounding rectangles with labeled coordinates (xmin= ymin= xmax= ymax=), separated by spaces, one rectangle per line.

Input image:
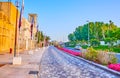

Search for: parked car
xmin=74 ymin=45 xmax=82 ymax=50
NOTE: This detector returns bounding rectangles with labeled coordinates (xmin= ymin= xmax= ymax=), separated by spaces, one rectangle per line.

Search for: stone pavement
xmin=39 ymin=46 xmax=120 ymax=78
xmin=0 ymin=47 xmax=46 ymax=78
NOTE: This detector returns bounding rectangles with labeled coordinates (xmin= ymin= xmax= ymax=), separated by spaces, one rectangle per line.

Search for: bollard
xmin=10 ymin=48 xmax=12 ymax=54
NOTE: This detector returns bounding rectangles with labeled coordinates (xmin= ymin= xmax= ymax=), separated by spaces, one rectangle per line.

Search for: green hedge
xmin=93 ymin=45 xmax=120 ymax=53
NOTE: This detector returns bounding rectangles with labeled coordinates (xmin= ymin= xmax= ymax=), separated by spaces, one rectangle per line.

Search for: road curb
xmin=68 ymin=53 xmax=120 ymax=76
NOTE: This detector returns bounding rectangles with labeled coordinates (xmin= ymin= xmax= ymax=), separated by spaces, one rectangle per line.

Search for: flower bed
xmin=108 ymin=64 xmax=120 ymax=72
xmin=56 ymin=47 xmax=81 ymax=56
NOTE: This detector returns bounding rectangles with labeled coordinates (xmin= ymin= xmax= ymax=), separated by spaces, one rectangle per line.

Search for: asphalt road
xmin=39 ymin=46 xmax=120 ymax=78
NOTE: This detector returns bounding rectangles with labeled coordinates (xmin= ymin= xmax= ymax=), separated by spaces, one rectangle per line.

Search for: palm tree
xmin=45 ymin=36 xmax=50 ymax=42
xmin=101 ymin=23 xmax=108 ymax=40
xmin=35 ymin=31 xmax=44 ymax=43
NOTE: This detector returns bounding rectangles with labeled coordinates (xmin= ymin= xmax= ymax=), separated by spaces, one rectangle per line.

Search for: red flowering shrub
xmin=56 ymin=47 xmax=81 ymax=56
xmin=108 ymin=64 xmax=120 ymax=72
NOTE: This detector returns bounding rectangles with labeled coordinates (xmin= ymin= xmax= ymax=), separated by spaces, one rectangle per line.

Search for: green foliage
xmin=104 ymin=37 xmax=117 ymax=46
xmin=93 ymin=45 xmax=109 ymax=51
xmin=74 ymin=26 xmax=84 ymax=41
xmin=90 ymin=39 xmax=100 ymax=46
xmin=112 ymin=47 xmax=120 ymax=53
xmin=93 ymin=45 xmax=120 ymax=53
xmin=81 ymin=45 xmax=88 ymax=49
xmin=38 ymin=31 xmax=44 ymax=41
xmin=35 ymin=31 xmax=50 ymax=44
xmin=45 ymin=36 xmax=50 ymax=41
xmin=68 ymin=21 xmax=119 ymax=47
xmin=104 ymin=38 xmax=111 ymax=44
xmin=65 ymin=41 xmax=76 ymax=47
xmin=68 ymin=33 xmax=75 ymax=41
xmin=115 ymin=28 xmax=120 ymax=39
xmin=35 ymin=31 xmax=41 ymax=43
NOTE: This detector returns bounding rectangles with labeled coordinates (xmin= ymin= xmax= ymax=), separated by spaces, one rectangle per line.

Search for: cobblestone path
xmin=39 ymin=46 xmax=120 ymax=78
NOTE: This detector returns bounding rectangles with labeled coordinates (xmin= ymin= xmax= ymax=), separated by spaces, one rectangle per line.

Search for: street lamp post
xmin=14 ymin=0 xmax=19 ymax=57
xmin=87 ymin=20 xmax=89 ymax=47
xmin=44 ymin=35 xmax=46 ymax=47
xmin=12 ymin=0 xmax=22 ymax=65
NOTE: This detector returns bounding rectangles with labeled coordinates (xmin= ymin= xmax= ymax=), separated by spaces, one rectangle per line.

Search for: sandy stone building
xmin=0 ymin=2 xmax=38 ymax=54
xmin=19 ymin=17 xmax=31 ymax=50
xmin=0 ymin=2 xmax=20 ymax=53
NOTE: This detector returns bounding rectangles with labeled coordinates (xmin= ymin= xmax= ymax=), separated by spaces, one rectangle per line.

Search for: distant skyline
xmin=11 ymin=0 xmax=120 ymax=42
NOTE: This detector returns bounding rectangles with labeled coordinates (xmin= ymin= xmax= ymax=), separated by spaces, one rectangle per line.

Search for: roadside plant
xmin=97 ymin=51 xmax=117 ymax=65
xmin=82 ymin=47 xmax=117 ymax=65
xmin=84 ymin=47 xmax=98 ymax=61
xmin=109 ymin=53 xmax=117 ymax=64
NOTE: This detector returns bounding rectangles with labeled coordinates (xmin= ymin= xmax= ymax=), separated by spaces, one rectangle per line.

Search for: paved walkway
xmin=0 ymin=47 xmax=46 ymax=78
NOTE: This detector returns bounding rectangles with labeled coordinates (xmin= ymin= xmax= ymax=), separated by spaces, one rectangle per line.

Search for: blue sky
xmin=11 ymin=0 xmax=120 ymax=42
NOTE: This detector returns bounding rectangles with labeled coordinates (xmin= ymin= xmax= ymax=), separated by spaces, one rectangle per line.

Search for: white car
xmin=74 ymin=45 xmax=82 ymax=50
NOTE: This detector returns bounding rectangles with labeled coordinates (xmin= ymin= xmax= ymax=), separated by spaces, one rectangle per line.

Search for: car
xmin=74 ymin=45 xmax=82 ymax=50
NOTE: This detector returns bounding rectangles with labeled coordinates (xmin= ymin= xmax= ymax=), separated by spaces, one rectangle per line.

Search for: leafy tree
xmin=68 ymin=21 xmax=120 ymax=47
xmin=74 ymin=26 xmax=83 ymax=40
xmin=65 ymin=41 xmax=76 ymax=47
xmin=45 ymin=36 xmax=50 ymax=42
xmin=104 ymin=38 xmax=111 ymax=45
xmin=35 ymin=31 xmax=44 ymax=43
xmin=68 ymin=33 xmax=75 ymax=41
xmin=81 ymin=24 xmax=88 ymax=41
xmin=90 ymin=39 xmax=100 ymax=46
xmin=104 ymin=37 xmax=117 ymax=46
xmin=115 ymin=28 xmax=120 ymax=40
xmin=101 ymin=23 xmax=108 ymax=39
xmin=40 ymin=31 xmax=44 ymax=41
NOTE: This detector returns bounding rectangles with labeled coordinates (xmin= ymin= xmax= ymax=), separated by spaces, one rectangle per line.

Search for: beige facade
xmin=19 ymin=16 xmax=37 ymax=50
xmin=28 ymin=14 xmax=37 ymax=40
xmin=18 ymin=17 xmax=31 ymax=50
xmin=28 ymin=14 xmax=38 ymax=49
